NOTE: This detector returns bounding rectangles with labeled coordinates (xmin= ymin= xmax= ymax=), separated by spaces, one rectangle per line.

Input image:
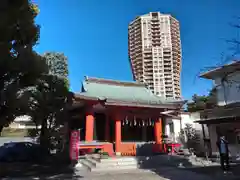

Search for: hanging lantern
xmin=142 ymin=120 xmax=145 ymax=127
xmin=149 ymin=118 xmax=152 ymax=126
xmin=122 ymin=120 xmax=125 ymax=126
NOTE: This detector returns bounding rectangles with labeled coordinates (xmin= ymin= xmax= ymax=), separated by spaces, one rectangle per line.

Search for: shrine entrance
xmin=94 ymin=113 xmax=106 ymax=141
xmin=121 ymin=117 xmax=155 ymax=142
xmin=93 ymin=113 xmax=156 ymax=142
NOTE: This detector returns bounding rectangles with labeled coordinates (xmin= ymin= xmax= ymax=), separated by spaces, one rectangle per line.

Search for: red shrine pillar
xmin=154 ymin=117 xmax=163 ymax=151
xmin=115 ymin=114 xmax=122 ymax=156
xmin=105 ymin=115 xmax=110 ymax=141
xmin=85 ymin=108 xmax=94 ymax=141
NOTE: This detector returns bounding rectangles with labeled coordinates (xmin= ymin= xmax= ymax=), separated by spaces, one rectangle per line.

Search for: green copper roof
xmin=76 ymin=77 xmax=182 ymax=107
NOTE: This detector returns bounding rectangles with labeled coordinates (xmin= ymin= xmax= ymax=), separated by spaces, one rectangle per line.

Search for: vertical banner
xmin=70 ymin=130 xmax=80 ymax=161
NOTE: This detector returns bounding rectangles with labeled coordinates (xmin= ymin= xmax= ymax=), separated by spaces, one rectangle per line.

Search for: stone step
xmin=81 ymin=156 xmax=139 ymax=172
xmin=86 ymin=157 xmax=138 ymax=168
xmin=80 ymin=159 xmax=94 ymax=170
xmin=92 ymin=156 xmax=137 ymax=163
xmin=86 ymin=154 xmax=101 ymax=160
xmin=86 ymin=157 xmax=99 ymax=165
xmin=99 ymin=158 xmax=137 ymax=164
xmin=91 ymin=164 xmax=138 ymax=172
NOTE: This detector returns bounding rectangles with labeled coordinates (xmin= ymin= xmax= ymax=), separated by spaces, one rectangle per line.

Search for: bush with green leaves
xmin=179 ymin=123 xmax=200 ymax=151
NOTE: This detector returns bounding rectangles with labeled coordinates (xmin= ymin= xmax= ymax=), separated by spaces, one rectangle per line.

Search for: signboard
xmin=70 ymin=130 xmax=80 ymax=161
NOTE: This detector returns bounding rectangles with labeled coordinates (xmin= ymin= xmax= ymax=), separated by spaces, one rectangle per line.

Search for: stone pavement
xmin=2 ymin=164 xmax=240 ymax=180
xmin=73 ymin=164 xmax=240 ymax=180
xmin=78 ymin=167 xmax=214 ymax=180
xmin=2 ymin=167 xmax=221 ymax=180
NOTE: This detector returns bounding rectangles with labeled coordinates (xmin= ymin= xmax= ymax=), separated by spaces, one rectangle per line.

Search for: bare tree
xmin=198 ymin=17 xmax=240 ymax=105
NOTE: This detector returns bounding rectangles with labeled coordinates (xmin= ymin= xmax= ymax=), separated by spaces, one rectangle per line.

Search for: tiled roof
xmin=75 ymin=77 xmax=184 ymax=108
xmin=200 ymin=60 xmax=240 ymax=79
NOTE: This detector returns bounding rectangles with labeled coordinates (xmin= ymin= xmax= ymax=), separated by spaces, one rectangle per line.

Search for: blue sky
xmin=35 ymin=0 xmax=240 ymax=100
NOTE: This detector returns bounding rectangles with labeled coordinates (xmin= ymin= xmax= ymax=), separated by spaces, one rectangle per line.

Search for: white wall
xmin=165 ymin=112 xmax=205 ymax=152
xmin=214 ymin=71 xmax=240 ymax=106
xmin=165 ymin=113 xmax=193 ymax=142
xmin=165 ymin=117 xmax=180 ymax=142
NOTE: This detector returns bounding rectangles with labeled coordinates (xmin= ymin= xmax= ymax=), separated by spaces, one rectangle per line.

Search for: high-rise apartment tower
xmin=128 ymin=12 xmax=181 ymax=99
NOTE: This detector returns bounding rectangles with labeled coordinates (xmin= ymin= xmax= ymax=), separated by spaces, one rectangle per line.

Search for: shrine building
xmin=69 ymin=77 xmax=185 ymax=156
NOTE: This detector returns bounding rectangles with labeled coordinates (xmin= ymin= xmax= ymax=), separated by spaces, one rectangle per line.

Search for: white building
xmin=197 ymin=61 xmax=240 ymax=157
xmin=164 ymin=112 xmax=206 ymax=153
xmin=128 ymin=12 xmax=182 ymax=99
